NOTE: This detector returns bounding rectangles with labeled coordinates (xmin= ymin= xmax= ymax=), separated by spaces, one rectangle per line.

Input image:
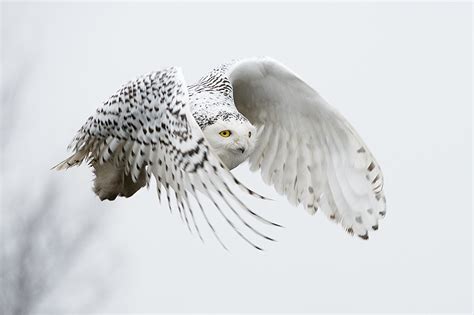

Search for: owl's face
xmin=202 ymin=118 xmax=257 ymax=170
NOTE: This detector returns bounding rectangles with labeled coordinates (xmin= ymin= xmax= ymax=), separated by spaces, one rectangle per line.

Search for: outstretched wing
xmin=226 ymin=57 xmax=386 ymax=239
xmin=53 ymin=67 xmax=280 ymax=250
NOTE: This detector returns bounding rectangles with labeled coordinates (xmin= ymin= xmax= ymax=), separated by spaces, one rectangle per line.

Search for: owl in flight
xmin=54 ymin=57 xmax=386 ymax=250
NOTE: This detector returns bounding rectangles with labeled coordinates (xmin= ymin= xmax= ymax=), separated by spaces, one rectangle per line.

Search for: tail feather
xmin=51 ymin=150 xmax=89 ymax=171
xmin=52 ymin=150 xmax=147 ymax=200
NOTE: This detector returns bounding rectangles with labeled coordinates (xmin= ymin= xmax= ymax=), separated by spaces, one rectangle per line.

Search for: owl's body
xmin=54 ymin=57 xmax=386 ymax=249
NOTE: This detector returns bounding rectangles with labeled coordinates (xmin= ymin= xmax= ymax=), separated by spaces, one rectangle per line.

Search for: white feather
xmin=228 ymin=57 xmax=386 ymax=238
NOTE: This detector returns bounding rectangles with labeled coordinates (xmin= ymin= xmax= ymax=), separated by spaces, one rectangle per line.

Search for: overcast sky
xmin=1 ymin=2 xmax=472 ymax=313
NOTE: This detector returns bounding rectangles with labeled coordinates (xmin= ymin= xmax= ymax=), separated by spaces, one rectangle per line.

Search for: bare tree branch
xmin=0 ymin=28 xmax=113 ymax=315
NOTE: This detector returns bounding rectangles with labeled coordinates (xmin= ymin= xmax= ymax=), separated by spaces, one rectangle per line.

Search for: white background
xmin=2 ymin=2 xmax=472 ymax=313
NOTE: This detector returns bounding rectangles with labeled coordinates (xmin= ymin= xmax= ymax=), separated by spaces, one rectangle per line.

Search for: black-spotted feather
xmin=53 ymin=66 xmax=279 ymax=250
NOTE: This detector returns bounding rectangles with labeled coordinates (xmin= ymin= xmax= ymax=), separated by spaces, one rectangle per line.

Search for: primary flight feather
xmin=53 ymin=57 xmax=386 ymax=249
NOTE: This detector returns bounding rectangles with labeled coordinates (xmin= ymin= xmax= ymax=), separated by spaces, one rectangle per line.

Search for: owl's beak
xmin=233 ymin=138 xmax=247 ymax=154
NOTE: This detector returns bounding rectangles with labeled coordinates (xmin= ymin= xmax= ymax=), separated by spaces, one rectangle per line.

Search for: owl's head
xmin=202 ymin=115 xmax=257 ymax=170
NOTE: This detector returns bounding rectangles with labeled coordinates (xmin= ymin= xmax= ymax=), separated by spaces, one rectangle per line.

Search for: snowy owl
xmin=54 ymin=57 xmax=386 ymax=249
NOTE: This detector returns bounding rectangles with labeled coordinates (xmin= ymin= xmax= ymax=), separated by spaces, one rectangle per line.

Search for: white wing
xmin=54 ymin=67 xmax=280 ymax=250
xmin=227 ymin=57 xmax=386 ymax=239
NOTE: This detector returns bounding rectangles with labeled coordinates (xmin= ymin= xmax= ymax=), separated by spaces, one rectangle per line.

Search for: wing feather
xmin=54 ymin=66 xmax=280 ymax=250
xmin=227 ymin=57 xmax=386 ymax=238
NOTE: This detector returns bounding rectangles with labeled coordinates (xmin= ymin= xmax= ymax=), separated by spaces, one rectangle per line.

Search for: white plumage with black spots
xmin=54 ymin=57 xmax=386 ymax=249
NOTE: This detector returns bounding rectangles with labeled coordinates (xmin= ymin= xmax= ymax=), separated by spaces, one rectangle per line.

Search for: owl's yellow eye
xmin=219 ymin=130 xmax=231 ymax=138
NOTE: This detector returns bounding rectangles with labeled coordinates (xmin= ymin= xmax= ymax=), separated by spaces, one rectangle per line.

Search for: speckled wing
xmin=53 ymin=67 xmax=279 ymax=250
xmin=226 ymin=57 xmax=386 ymax=239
